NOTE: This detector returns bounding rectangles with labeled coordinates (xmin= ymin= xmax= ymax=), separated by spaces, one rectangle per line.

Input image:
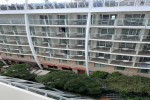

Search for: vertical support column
xmin=25 ymin=14 xmax=43 ymax=69
xmin=85 ymin=12 xmax=91 ymax=76
xmin=24 ymin=0 xmax=43 ymax=69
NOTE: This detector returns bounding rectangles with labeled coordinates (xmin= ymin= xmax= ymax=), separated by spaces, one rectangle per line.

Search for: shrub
xmin=36 ymin=71 xmax=78 ymax=89
xmin=91 ymin=71 xmax=109 ymax=79
xmin=3 ymin=64 xmax=36 ymax=81
xmin=0 ymin=61 xmax=5 ymax=68
xmin=110 ymin=72 xmax=122 ymax=77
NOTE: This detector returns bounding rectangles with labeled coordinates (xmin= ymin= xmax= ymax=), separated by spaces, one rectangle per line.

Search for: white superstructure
xmin=0 ymin=0 xmax=150 ymax=77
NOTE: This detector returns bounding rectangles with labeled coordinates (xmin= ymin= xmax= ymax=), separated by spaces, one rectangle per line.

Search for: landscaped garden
xmin=0 ymin=63 xmax=150 ymax=100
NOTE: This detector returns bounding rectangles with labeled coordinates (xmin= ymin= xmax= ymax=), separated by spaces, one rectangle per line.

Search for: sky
xmin=0 ymin=0 xmax=73 ymax=4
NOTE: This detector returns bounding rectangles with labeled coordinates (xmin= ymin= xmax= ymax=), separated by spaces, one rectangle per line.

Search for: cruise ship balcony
xmin=70 ymin=55 xmax=85 ymax=60
xmin=117 ymin=18 xmax=145 ymax=26
xmin=89 ymin=52 xmax=110 ymax=63
xmin=90 ymin=46 xmax=111 ymax=52
xmin=90 ymin=56 xmax=109 ymax=64
xmin=36 ymin=51 xmax=50 ymax=57
xmin=20 ymin=50 xmax=32 ymax=55
xmin=0 ymin=39 xmax=4 ymax=43
xmin=33 ymin=42 xmax=49 ymax=47
xmin=114 ymin=34 xmax=140 ymax=41
xmin=52 ymin=53 xmax=67 ymax=59
xmin=68 ymin=19 xmax=87 ymax=25
xmin=142 ymin=35 xmax=150 ymax=42
xmin=112 ymin=48 xmax=136 ymax=55
xmin=0 ymin=48 xmax=7 ymax=52
xmin=111 ymin=59 xmax=133 ymax=66
xmin=135 ymin=62 xmax=150 ymax=68
xmin=138 ymin=44 xmax=150 ymax=56
xmin=48 ymin=32 xmax=66 ymax=38
xmin=18 ymin=41 xmax=29 ymax=45
xmin=92 ymin=19 xmax=115 ymax=26
xmin=0 ymin=19 xmax=25 ymax=24
xmin=5 ymin=40 xmax=18 ymax=44
xmin=29 ymin=19 xmax=87 ymax=25
xmin=138 ymin=50 xmax=150 ymax=56
xmin=29 ymin=19 xmax=67 ymax=25
xmin=52 ymin=43 xmax=67 ymax=49
xmin=17 ymin=31 xmax=26 ymax=35
xmin=69 ymin=44 xmax=85 ymax=50
xmin=69 ymin=33 xmax=85 ymax=38
xmin=9 ymin=49 xmax=20 ymax=54
xmin=90 ymin=34 xmax=113 ymax=40
xmin=31 ymin=32 xmax=48 ymax=37
xmin=3 ymin=31 xmax=14 ymax=35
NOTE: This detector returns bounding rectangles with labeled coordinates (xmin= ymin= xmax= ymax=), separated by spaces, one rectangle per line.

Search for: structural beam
xmin=24 ymin=0 xmax=43 ymax=69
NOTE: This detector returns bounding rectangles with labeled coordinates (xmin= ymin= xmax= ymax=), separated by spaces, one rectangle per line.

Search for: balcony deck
xmin=70 ymin=45 xmax=85 ymax=50
xmin=138 ymin=51 xmax=150 ymax=56
xmin=70 ymin=55 xmax=85 ymax=60
xmin=111 ymin=60 xmax=133 ymax=66
xmin=112 ymin=49 xmax=136 ymax=55
xmin=91 ymin=47 xmax=110 ymax=52
xmin=135 ymin=63 xmax=150 ymax=68
xmin=90 ymin=58 xmax=108 ymax=63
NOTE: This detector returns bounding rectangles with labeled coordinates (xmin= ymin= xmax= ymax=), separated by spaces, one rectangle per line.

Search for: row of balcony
xmin=1 ymin=0 xmax=150 ymax=10
xmin=29 ymin=19 xmax=150 ymax=26
xmin=1 ymin=18 xmax=150 ymax=26
xmin=1 ymin=30 xmax=149 ymax=43
xmin=30 ymin=31 xmax=150 ymax=42
xmin=33 ymin=42 xmax=85 ymax=50
xmin=0 ymin=40 xmax=29 ymax=45
xmin=0 ymin=31 xmax=26 ymax=36
xmin=0 ymin=48 xmax=32 ymax=55
xmin=36 ymin=50 xmax=150 ymax=68
xmin=33 ymin=41 xmax=150 ymax=56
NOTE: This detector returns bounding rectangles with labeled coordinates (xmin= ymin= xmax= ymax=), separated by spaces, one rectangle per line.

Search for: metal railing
xmin=0 ymin=19 xmax=25 ymax=24
xmin=1 ymin=0 xmax=150 ymax=11
xmin=0 ymin=76 xmax=90 ymax=100
xmin=29 ymin=19 xmax=87 ymax=25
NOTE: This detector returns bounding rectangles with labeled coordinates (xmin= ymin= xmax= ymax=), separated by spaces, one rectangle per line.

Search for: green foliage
xmin=3 ymin=64 xmax=36 ymax=81
xmin=36 ymin=71 xmax=103 ymax=96
xmin=110 ymin=72 xmax=122 ymax=77
xmin=0 ymin=61 xmax=5 ymax=68
xmin=91 ymin=71 xmax=109 ymax=79
xmin=106 ymin=74 xmax=150 ymax=97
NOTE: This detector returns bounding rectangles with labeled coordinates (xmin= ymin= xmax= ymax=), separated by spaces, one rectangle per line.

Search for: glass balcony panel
xmin=111 ymin=60 xmax=133 ymax=66
xmin=68 ymin=19 xmax=87 ymax=25
xmin=52 ymin=53 xmax=67 ymax=59
xmin=91 ymin=34 xmax=113 ymax=40
xmin=92 ymin=19 xmax=115 ymax=25
xmin=117 ymin=18 xmax=145 ymax=26
xmin=90 ymin=45 xmax=111 ymax=52
xmin=33 ymin=41 xmax=49 ymax=47
xmin=138 ymin=50 xmax=150 ymax=56
xmin=112 ymin=48 xmax=136 ymax=55
xmin=135 ymin=62 xmax=150 ymax=68
xmin=52 ymin=43 xmax=67 ymax=49
xmin=69 ymin=44 xmax=85 ymax=50
xmin=142 ymin=35 xmax=150 ymax=42
xmin=114 ymin=34 xmax=140 ymax=41
xmin=69 ymin=55 xmax=85 ymax=60
xmin=69 ymin=33 xmax=85 ymax=38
